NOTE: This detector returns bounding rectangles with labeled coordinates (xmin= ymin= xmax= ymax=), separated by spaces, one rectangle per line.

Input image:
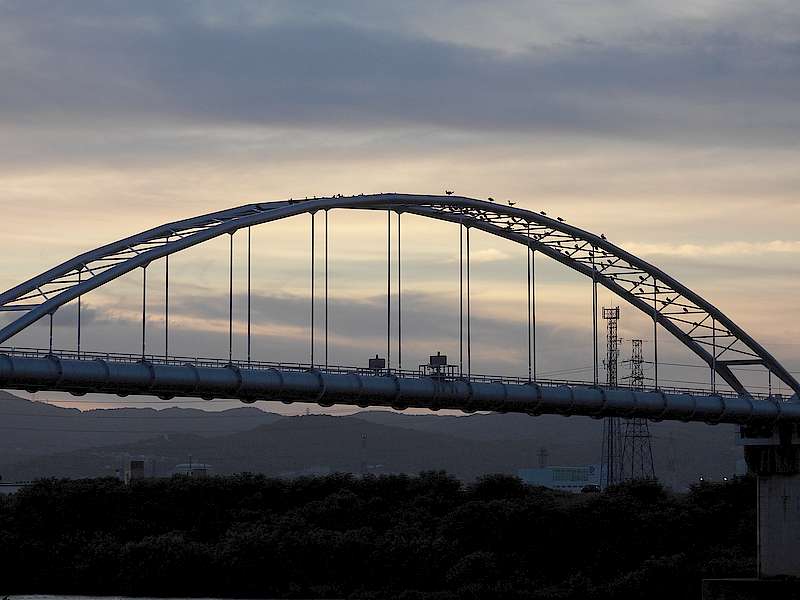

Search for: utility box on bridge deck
xmin=418 ymin=352 xmax=457 ymax=379
xmin=368 ymin=355 xmax=386 ymax=371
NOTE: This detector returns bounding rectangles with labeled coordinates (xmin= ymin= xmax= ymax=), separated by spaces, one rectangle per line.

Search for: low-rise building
xmin=173 ymin=462 xmax=211 ymax=477
xmin=125 ymin=459 xmax=146 ymax=484
xmin=0 ymin=481 xmax=31 ymax=495
xmin=518 ymin=465 xmax=602 ymax=493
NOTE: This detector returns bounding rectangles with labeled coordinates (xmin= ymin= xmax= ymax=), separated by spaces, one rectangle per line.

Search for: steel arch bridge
xmin=1 ymin=194 xmax=798 ymax=424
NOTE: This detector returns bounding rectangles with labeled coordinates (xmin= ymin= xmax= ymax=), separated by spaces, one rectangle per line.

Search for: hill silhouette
xmin=0 ymin=390 xmax=281 ymax=463
xmin=0 ymin=391 xmax=743 ymax=487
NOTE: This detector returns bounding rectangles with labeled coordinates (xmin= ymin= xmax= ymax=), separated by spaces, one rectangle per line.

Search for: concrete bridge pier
xmin=704 ymin=421 xmax=800 ymax=599
xmin=746 ymin=423 xmax=800 ymax=579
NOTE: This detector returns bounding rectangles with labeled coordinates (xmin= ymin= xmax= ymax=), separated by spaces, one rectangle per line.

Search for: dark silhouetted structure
xmin=620 ymin=339 xmax=656 ymax=481
xmin=601 ymin=306 xmax=622 ymax=487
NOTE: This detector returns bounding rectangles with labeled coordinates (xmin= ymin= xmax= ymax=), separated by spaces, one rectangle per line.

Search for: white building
xmin=0 ymin=482 xmax=30 ymax=495
xmin=518 ymin=465 xmax=602 ymax=492
xmin=173 ymin=463 xmax=212 ymax=477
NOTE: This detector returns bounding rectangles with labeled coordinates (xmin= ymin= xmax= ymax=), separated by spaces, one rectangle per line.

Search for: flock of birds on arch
xmin=286 ymin=189 xmax=611 ymax=240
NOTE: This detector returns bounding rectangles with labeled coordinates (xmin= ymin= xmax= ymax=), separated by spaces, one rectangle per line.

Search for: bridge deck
xmin=1 ymin=347 xmax=797 ymax=425
xmin=0 ymin=345 xmax=759 ymax=400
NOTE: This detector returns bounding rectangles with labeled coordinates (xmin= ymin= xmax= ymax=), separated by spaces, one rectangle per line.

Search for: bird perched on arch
xmin=445 ymin=190 xmax=454 ymax=195
xmin=488 ymin=197 xmax=495 ymax=202
xmin=557 ymin=216 xmax=565 ymax=222
xmin=508 ymin=201 xmax=516 ymax=207
xmin=600 ymin=234 xmax=607 ymax=240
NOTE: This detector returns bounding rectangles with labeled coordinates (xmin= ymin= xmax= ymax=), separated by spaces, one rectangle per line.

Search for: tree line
xmin=0 ymin=472 xmax=755 ymax=599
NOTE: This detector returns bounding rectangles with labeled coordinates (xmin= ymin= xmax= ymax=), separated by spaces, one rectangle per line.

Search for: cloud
xmin=0 ymin=1 xmax=799 ymax=149
xmin=0 ymin=287 xmax=594 ymax=377
xmin=624 ymin=240 xmax=800 ymax=257
xmin=445 ymin=248 xmax=511 ymax=264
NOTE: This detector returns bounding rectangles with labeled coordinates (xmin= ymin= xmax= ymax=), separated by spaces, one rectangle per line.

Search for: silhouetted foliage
xmin=0 ymin=472 xmax=755 ymax=599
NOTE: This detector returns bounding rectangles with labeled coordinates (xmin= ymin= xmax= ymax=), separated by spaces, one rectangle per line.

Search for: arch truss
xmin=1 ymin=194 xmax=796 ymax=399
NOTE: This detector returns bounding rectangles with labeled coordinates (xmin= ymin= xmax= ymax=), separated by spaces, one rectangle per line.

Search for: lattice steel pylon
xmin=620 ymin=339 xmax=657 ymax=481
xmin=601 ymin=307 xmax=622 ymax=487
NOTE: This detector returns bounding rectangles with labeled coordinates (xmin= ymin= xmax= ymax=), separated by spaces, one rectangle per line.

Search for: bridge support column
xmin=744 ymin=423 xmax=800 ymax=579
xmin=704 ymin=421 xmax=800 ymax=599
xmin=757 ymin=474 xmax=800 ymax=578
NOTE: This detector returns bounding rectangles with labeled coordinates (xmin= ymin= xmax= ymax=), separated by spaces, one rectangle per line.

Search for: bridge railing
xmin=0 ymin=345 xmax=769 ymax=401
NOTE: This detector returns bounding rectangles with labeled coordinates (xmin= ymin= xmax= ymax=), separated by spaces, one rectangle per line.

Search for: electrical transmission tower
xmin=620 ymin=339 xmax=656 ymax=481
xmin=628 ymin=339 xmax=645 ymax=388
xmin=600 ymin=307 xmax=622 ymax=488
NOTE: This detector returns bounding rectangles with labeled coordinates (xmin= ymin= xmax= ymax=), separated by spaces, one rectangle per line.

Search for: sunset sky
xmin=1 ymin=1 xmax=798 ymax=411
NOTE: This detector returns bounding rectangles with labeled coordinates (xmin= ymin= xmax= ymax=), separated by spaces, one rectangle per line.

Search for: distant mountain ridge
xmin=0 ymin=390 xmax=282 ymax=463
xmin=0 ymin=391 xmax=742 ymax=488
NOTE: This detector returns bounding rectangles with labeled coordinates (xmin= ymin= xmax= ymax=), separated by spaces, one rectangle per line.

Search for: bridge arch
xmin=1 ymin=193 xmax=796 ymax=398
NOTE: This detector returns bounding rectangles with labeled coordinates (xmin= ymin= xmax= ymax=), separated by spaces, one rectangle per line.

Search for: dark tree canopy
xmin=0 ymin=472 xmax=755 ymax=599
